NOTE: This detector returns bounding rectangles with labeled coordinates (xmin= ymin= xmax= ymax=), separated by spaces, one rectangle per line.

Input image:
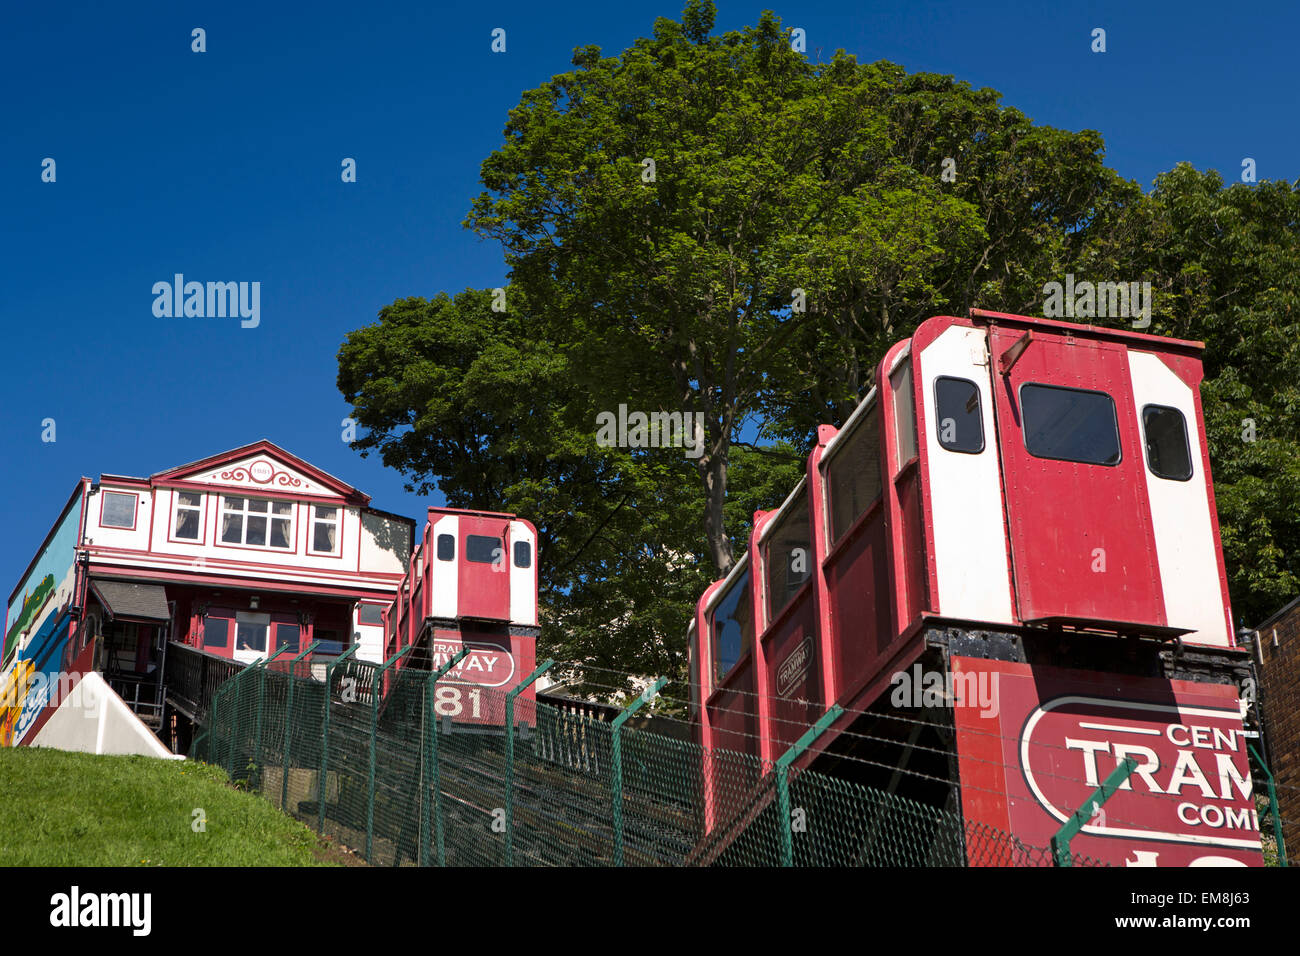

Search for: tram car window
xmin=825 ymin=406 xmax=882 ymax=544
xmin=513 ymin=540 xmax=532 ymax=568
xmin=436 ymin=533 xmax=455 ymax=560
xmin=1020 ymin=382 xmax=1121 ymax=465
xmin=764 ymin=488 xmax=811 ymax=618
xmin=1142 ymin=404 xmax=1194 ymax=481
xmin=466 ymin=533 xmax=502 ymax=564
xmin=711 ymin=569 xmax=753 ymax=681
xmin=934 ymin=376 xmax=984 ymax=453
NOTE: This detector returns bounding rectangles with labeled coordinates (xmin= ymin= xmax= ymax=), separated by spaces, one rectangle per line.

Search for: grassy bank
xmin=0 ymin=747 xmax=342 ymax=866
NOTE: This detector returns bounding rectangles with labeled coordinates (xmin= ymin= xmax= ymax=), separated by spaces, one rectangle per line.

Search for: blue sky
xmin=3 ymin=0 xmax=1297 ymax=591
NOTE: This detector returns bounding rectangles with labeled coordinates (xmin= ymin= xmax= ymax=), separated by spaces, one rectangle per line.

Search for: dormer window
xmin=221 ymin=496 xmax=293 ymax=549
xmin=310 ymin=506 xmax=339 ymax=554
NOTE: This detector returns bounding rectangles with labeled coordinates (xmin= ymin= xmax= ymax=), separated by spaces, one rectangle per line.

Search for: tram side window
xmin=711 ymin=568 xmax=753 ymax=682
xmin=1142 ymin=405 xmax=1193 ymax=481
xmin=764 ymin=489 xmax=811 ymax=620
xmin=1020 ymin=383 xmax=1121 ymax=466
xmin=825 ymin=408 xmax=882 ymax=545
xmin=934 ymin=377 xmax=985 ymax=453
xmin=891 ymin=362 xmax=918 ymax=469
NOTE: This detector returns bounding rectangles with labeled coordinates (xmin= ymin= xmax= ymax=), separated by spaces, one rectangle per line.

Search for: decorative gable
xmin=151 ymin=440 xmax=369 ymax=504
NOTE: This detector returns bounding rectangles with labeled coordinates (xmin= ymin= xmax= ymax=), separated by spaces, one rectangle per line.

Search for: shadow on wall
xmin=363 ymin=512 xmax=411 ymax=568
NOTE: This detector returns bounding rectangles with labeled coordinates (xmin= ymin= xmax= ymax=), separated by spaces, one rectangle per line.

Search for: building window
xmin=513 ymin=541 xmax=532 ymax=569
xmin=357 ymin=604 xmax=385 ymax=626
xmin=1142 ymin=405 xmax=1193 ymax=481
xmin=235 ymin=612 xmax=269 ymax=653
xmin=174 ymin=492 xmax=202 ymax=540
xmin=1020 ymin=383 xmax=1121 ymax=466
xmin=311 ymin=506 xmax=339 ymax=553
xmin=436 ymin=534 xmax=455 ymax=561
xmin=466 ymin=535 xmax=503 ymax=565
xmin=825 ymin=406 xmax=882 ymax=545
xmin=764 ymin=488 xmax=810 ymax=620
xmin=934 ymin=377 xmax=985 ymax=454
xmin=203 ymin=613 xmax=230 ymax=649
xmin=711 ymin=568 xmax=753 ymax=683
xmin=221 ymin=496 xmax=293 ymax=549
xmin=102 ymin=492 xmax=137 ymax=529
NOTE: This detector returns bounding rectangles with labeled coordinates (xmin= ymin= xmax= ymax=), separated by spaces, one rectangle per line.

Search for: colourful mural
xmin=2 ymin=491 xmax=82 ymax=746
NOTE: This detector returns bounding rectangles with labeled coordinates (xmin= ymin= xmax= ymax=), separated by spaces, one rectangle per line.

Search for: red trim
xmin=97 ymin=489 xmax=140 ymax=531
xmin=164 ymin=488 xmax=209 ymax=546
xmin=86 ymin=563 xmax=396 ymax=600
xmin=966 ymin=309 xmax=1205 ymax=354
xmin=85 ymin=548 xmax=403 ymax=588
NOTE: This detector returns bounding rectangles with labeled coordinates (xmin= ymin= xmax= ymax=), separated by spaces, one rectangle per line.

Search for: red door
xmin=457 ymin=516 xmax=511 ymax=621
xmin=987 ymin=326 xmax=1164 ymax=629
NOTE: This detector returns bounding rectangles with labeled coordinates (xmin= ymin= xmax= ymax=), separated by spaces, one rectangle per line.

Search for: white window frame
xmin=173 ymin=491 xmax=203 ymax=540
xmin=220 ymin=496 xmax=294 ymax=550
xmin=309 ymin=505 xmax=340 ymax=555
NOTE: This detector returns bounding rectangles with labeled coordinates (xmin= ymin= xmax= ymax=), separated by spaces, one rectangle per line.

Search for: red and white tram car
xmin=381 ymin=508 xmax=540 ymax=725
xmin=689 ymin=310 xmax=1264 ymax=866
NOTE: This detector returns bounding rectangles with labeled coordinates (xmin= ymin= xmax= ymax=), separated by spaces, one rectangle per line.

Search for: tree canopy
xmin=338 ymin=2 xmax=1300 ymax=690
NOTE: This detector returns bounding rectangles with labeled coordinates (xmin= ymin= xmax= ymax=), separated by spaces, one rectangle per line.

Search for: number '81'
xmin=435 ymin=686 xmax=483 ymax=718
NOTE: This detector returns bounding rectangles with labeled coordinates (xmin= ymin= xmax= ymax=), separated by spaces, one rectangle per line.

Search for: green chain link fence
xmin=190 ymin=660 xmax=1105 ymax=867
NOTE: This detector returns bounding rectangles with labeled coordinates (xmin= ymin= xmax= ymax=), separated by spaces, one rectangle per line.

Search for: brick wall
xmin=1258 ymin=599 xmax=1300 ymax=864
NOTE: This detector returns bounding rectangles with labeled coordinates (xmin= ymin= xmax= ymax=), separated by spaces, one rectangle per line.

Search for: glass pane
xmin=102 ymin=492 xmax=135 ymax=528
xmin=764 ymin=489 xmax=810 ymax=619
xmin=315 ymin=506 xmax=338 ymax=520
xmin=175 ymin=508 xmax=200 ymax=540
xmin=223 ymin=496 xmax=244 ymax=511
xmin=466 ymin=535 xmax=503 ymax=564
xmin=513 ymin=540 xmax=532 ymax=568
xmin=313 ymin=521 xmax=336 ymax=552
xmin=221 ymin=513 xmax=243 ymax=543
xmin=358 ymin=604 xmax=385 ymax=626
xmin=826 ymin=407 xmax=882 ymax=544
xmin=1021 ymin=384 xmax=1121 ymax=465
xmin=271 ymin=518 xmax=292 ymax=549
xmin=246 ymin=515 xmax=267 ymax=546
xmin=891 ymin=362 xmax=917 ymax=468
xmin=273 ymin=500 xmax=293 ymax=515
xmin=436 ymin=534 xmax=455 ymax=561
xmin=204 ymin=617 xmax=229 ymax=649
xmin=934 ymin=377 xmax=985 ymax=453
xmin=711 ymin=569 xmax=753 ymax=682
xmin=236 ymin=623 xmax=267 ymax=652
xmin=178 ymin=491 xmax=202 ymax=508
xmin=1143 ymin=405 xmax=1193 ymax=481
xmin=275 ymin=624 xmax=300 ymax=654
xmin=246 ymin=499 xmax=268 ymax=513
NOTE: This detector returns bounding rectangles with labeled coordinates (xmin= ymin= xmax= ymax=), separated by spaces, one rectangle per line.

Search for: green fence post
xmin=1249 ymin=743 xmax=1288 ymax=866
xmin=280 ymin=641 xmax=320 ymax=814
xmin=318 ymin=643 xmax=360 ymax=835
xmin=774 ymin=705 xmax=844 ymax=867
xmin=504 ymin=660 xmax=555 ymax=867
xmin=1053 ymin=756 xmax=1138 ymax=866
xmin=421 ymin=648 xmax=470 ymax=867
xmin=610 ymin=677 xmax=668 ymax=867
xmin=367 ymin=645 xmax=414 ymax=863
